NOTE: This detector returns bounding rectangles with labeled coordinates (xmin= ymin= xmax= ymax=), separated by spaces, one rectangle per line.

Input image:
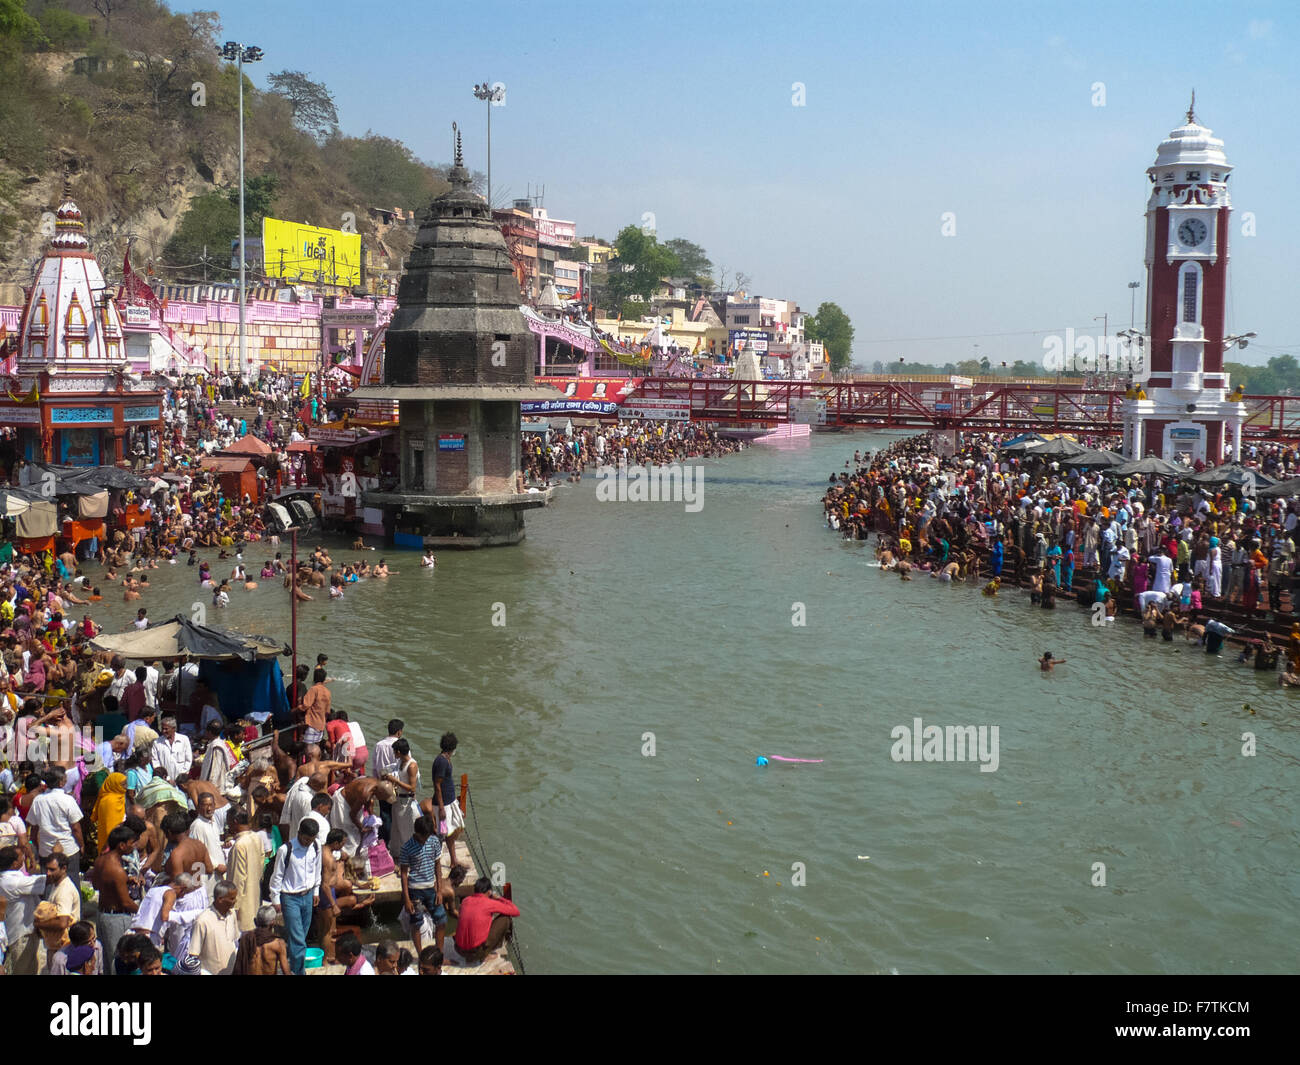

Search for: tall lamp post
xmin=221 ymin=40 xmax=264 ymax=383
xmin=1127 ymin=281 xmax=1140 ymax=331
xmin=1093 ymin=313 xmax=1108 ymax=386
xmin=472 ymin=82 xmax=505 ymax=208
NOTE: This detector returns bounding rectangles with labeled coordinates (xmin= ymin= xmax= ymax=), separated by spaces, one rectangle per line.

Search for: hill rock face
xmin=1 ymin=5 xmax=453 ymax=297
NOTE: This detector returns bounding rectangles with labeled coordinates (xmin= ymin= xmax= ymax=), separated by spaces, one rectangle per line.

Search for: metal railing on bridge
xmin=628 ymin=377 xmax=1300 ymax=441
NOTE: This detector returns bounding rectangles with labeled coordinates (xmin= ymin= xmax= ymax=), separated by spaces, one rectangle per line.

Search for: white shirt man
xmin=268 ymin=834 xmax=322 ymax=904
xmin=141 ymin=663 xmax=160 ymax=708
xmin=1151 ymin=552 xmax=1174 ymax=594
xmin=1136 ymin=590 xmax=1168 ymax=611
xmin=371 ymin=729 xmax=401 ymax=780
xmin=187 ymin=890 xmax=239 ymax=975
xmin=189 ymin=807 xmax=226 ymax=900
xmin=106 ymin=665 xmax=132 ymax=703
xmin=1108 ymin=545 xmax=1130 ymax=581
xmin=198 ymin=702 xmax=223 ymax=735
xmin=0 ymin=859 xmax=45 ymax=975
xmin=27 ymin=787 xmax=83 ymax=865
xmin=279 ymin=776 xmax=315 ymax=832
xmin=307 ymin=806 xmax=331 ymax=842
xmin=153 ymin=720 xmax=193 ymax=778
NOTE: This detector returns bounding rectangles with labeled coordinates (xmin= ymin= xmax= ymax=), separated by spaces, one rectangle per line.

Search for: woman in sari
xmin=93 ymin=773 xmax=128 ymax=852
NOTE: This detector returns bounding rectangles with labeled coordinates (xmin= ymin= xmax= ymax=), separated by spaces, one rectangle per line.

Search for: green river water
xmin=87 ymin=432 xmax=1299 ymax=974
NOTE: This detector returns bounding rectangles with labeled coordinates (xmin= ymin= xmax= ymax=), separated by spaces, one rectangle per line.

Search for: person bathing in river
xmin=1039 ymin=652 xmax=1066 ymax=672
xmin=932 ymin=560 xmax=959 ymax=582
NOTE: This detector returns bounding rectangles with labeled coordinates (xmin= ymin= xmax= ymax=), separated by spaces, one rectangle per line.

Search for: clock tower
xmin=1122 ymin=96 xmax=1244 ymax=464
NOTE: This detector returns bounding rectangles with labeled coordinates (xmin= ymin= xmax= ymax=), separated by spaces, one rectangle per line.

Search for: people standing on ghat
xmin=90 ymin=825 xmax=139 ymax=963
xmin=454 ymin=876 xmax=520 ymax=964
xmin=298 ymin=667 xmax=331 ymax=746
xmin=371 ymin=718 xmax=404 ymax=844
xmin=0 ymin=538 xmax=515 ymax=973
xmin=398 ymin=814 xmax=447 ymax=958
xmin=227 ymin=806 xmax=263 ymax=932
xmin=34 ymin=851 xmax=79 ymax=974
xmin=232 ymin=904 xmax=289 ymax=975
xmin=385 ymin=738 xmax=420 ymax=858
xmin=431 ymin=731 xmax=463 ymax=868
xmin=522 ymin=419 xmax=745 ymax=486
xmin=0 ymin=844 xmax=46 ymax=974
xmin=825 ymin=431 xmax=1300 ymax=677
xmin=185 ymin=880 xmax=239 ymax=975
xmin=269 ymin=818 xmax=323 ymax=976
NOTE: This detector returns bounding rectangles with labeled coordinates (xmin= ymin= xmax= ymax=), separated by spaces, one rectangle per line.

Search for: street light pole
xmin=1128 ymin=281 xmax=1140 ymax=331
xmin=238 ymin=50 xmax=246 ymax=382
xmin=1093 ymin=313 xmax=1108 ymax=385
xmin=473 ymin=82 xmax=504 ymax=208
xmin=221 ymin=41 xmax=263 ymax=382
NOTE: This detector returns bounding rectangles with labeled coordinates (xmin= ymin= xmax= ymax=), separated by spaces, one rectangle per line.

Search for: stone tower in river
xmin=354 ymin=127 xmax=555 ymax=546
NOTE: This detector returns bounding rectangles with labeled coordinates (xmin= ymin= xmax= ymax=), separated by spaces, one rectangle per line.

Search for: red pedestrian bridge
xmin=629 ymin=378 xmax=1300 ymax=441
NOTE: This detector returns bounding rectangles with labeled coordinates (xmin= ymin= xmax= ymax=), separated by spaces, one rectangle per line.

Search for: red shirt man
xmin=454 ymin=880 xmax=520 ymax=961
xmin=123 ymin=679 xmax=148 ymax=720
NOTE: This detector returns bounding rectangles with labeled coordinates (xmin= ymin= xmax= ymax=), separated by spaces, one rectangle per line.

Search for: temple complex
xmin=0 ymin=186 xmax=164 ymax=466
xmin=351 ymin=129 xmax=554 ymax=547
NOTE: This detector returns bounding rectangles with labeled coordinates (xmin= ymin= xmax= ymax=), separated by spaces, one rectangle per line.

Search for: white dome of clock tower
xmin=1147 ymin=92 xmax=1232 ymax=181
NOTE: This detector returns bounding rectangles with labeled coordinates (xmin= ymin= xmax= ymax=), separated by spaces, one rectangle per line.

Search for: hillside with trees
xmin=0 ymin=0 xmax=463 ymax=289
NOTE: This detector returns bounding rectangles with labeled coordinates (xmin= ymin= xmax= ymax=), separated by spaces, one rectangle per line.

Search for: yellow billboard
xmin=261 ymin=217 xmax=362 ymax=287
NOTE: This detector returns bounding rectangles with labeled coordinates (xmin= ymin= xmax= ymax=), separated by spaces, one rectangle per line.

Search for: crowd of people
xmin=0 ymin=530 xmax=518 ymax=975
xmin=522 ymin=420 xmax=746 ymax=484
xmin=824 ymin=432 xmax=1300 ymax=684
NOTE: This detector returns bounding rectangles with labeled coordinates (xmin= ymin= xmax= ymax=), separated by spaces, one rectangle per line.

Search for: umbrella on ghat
xmin=1059 ymin=447 xmax=1128 ymax=469
xmin=1023 ymin=436 xmax=1088 ymax=458
xmin=1110 ymin=456 xmax=1194 ymax=478
xmin=1183 ymin=463 xmax=1275 ymax=490
xmin=1258 ymin=476 xmax=1300 ymax=498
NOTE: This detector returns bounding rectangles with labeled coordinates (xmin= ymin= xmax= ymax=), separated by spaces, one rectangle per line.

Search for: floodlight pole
xmin=221 ymin=41 xmax=263 ymax=381
xmin=290 ymin=526 xmax=299 ymax=707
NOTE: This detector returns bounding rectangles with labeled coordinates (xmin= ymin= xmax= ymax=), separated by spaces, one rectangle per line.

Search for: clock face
xmin=1177 ymin=218 xmax=1208 ymax=248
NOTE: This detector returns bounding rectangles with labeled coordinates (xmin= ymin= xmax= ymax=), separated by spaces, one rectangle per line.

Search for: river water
xmin=92 ymin=432 xmax=1299 ymax=974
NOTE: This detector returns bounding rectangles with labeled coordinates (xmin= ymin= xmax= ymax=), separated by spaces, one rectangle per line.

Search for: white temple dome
xmin=1148 ymin=97 xmax=1230 ymax=177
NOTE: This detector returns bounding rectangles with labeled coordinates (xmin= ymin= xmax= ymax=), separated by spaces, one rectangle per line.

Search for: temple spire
xmin=1186 ymin=89 xmax=1196 ymax=125
xmin=453 ymin=122 xmax=463 ymax=168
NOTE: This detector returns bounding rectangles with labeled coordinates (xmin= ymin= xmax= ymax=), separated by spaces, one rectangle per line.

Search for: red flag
xmin=120 ymin=250 xmax=160 ymax=307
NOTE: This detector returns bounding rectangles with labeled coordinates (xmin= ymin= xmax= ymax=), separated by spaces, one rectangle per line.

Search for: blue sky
xmin=183 ymin=0 xmax=1299 ymax=369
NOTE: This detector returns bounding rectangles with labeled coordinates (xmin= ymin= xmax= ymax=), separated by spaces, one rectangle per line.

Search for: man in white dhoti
xmin=188 ymin=793 xmax=227 ymax=901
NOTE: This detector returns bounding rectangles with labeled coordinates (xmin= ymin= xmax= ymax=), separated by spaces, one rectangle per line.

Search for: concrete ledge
xmin=364 ymin=488 xmax=553 ymax=510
